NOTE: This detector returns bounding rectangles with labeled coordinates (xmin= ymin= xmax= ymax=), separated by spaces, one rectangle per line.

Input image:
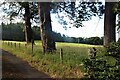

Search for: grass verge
xmin=1 ymin=40 xmax=103 ymax=78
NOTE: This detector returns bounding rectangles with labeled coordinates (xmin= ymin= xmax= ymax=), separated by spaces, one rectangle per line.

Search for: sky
xmin=51 ymin=14 xmax=119 ymax=40
xmin=0 ymin=1 xmax=119 ymax=41
xmin=51 ymin=14 xmax=104 ymax=38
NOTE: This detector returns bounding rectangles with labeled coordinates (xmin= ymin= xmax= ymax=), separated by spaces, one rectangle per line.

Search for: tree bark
xmin=104 ymin=2 xmax=116 ymax=46
xmin=24 ymin=2 xmax=33 ymax=43
xmin=38 ymin=2 xmax=56 ymax=53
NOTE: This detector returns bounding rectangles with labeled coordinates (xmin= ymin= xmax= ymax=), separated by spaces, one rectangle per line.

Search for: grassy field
xmin=1 ymin=40 xmax=104 ymax=78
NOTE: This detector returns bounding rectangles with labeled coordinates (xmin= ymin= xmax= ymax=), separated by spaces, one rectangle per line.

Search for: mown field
xmin=1 ymin=40 xmax=104 ymax=78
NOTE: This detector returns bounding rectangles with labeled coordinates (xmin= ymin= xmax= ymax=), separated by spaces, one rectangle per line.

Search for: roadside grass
xmin=1 ymin=40 xmax=104 ymax=78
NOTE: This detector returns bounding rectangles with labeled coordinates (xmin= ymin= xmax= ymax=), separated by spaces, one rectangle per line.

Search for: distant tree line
xmin=53 ymin=32 xmax=103 ymax=45
xmin=2 ymin=22 xmax=40 ymax=41
xmin=1 ymin=22 xmax=103 ymax=45
xmin=2 ymin=22 xmax=25 ymax=41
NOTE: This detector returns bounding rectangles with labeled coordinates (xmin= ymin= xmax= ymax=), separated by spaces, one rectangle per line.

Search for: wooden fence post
xmin=14 ymin=43 xmax=16 ymax=47
xmin=25 ymin=44 xmax=27 ymax=48
xmin=32 ymin=40 xmax=34 ymax=53
xmin=88 ymin=47 xmax=97 ymax=59
xmin=19 ymin=43 xmax=20 ymax=48
xmin=60 ymin=48 xmax=63 ymax=63
xmin=10 ymin=42 xmax=12 ymax=47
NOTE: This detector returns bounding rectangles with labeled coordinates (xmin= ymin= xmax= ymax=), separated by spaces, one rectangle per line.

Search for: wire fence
xmin=2 ymin=40 xmax=90 ymax=64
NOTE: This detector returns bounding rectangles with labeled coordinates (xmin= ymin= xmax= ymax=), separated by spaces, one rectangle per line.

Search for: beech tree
xmin=104 ymin=2 xmax=117 ymax=46
xmin=1 ymin=2 xmax=35 ymax=43
xmin=37 ymin=1 xmax=104 ymax=53
xmin=38 ymin=2 xmax=56 ymax=53
xmin=19 ymin=2 xmax=33 ymax=43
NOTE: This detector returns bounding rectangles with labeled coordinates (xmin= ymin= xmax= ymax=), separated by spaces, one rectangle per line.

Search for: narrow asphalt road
xmin=1 ymin=49 xmax=50 ymax=79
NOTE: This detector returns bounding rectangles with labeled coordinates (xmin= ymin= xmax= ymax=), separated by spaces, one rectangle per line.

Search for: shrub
xmin=83 ymin=42 xmax=120 ymax=80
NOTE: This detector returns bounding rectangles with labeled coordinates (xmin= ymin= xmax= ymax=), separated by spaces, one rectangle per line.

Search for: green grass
xmin=1 ymin=40 xmax=103 ymax=78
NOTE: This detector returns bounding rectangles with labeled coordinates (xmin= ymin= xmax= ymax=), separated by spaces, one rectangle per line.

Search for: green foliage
xmin=85 ymin=37 xmax=103 ymax=45
xmin=51 ymin=2 xmax=104 ymax=28
xmin=106 ymin=42 xmax=120 ymax=60
xmin=32 ymin=26 xmax=41 ymax=40
xmin=52 ymin=33 xmax=103 ymax=45
xmin=1 ymin=2 xmax=104 ymax=28
xmin=2 ymin=23 xmax=25 ymax=41
xmin=2 ymin=23 xmax=41 ymax=41
xmin=2 ymin=22 xmax=103 ymax=45
xmin=1 ymin=2 xmax=38 ymax=23
xmin=83 ymin=42 xmax=120 ymax=80
xmin=114 ymin=1 xmax=120 ymax=14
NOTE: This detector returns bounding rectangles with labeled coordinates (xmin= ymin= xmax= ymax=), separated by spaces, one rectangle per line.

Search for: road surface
xmin=1 ymin=49 xmax=50 ymax=79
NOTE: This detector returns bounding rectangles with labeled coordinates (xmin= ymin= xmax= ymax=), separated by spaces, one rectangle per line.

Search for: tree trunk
xmin=38 ymin=2 xmax=56 ymax=53
xmin=24 ymin=2 xmax=33 ymax=43
xmin=104 ymin=2 xmax=116 ymax=46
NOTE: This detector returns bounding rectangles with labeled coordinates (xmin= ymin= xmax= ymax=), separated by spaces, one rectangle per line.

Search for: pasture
xmin=1 ymin=40 xmax=104 ymax=78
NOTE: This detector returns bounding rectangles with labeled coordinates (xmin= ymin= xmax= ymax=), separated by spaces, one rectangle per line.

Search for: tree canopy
xmin=51 ymin=1 xmax=104 ymax=28
xmin=1 ymin=1 xmax=104 ymax=27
